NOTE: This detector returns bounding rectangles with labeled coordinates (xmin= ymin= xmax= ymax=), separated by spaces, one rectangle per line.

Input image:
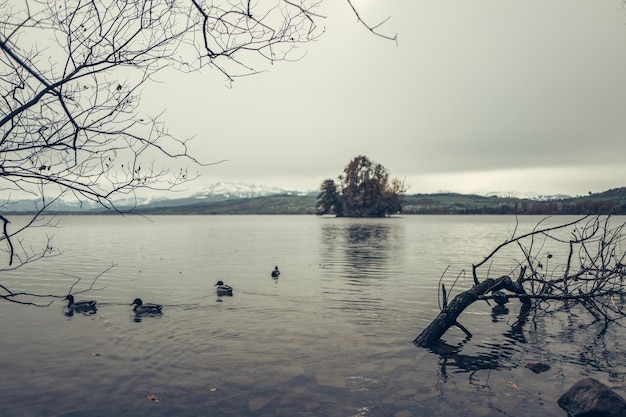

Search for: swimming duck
xmin=131 ymin=298 xmax=163 ymax=314
xmin=64 ymin=294 xmax=97 ymax=311
xmin=271 ymin=266 xmax=280 ymax=278
xmin=492 ymin=290 xmax=509 ymax=306
xmin=215 ymin=280 xmax=233 ymax=296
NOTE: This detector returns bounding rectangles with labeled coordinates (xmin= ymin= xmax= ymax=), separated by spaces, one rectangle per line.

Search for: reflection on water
xmin=320 ymin=220 xmax=398 ymax=276
xmin=319 ymin=220 xmax=404 ymax=326
xmin=429 ymin=295 xmax=626 ymax=387
xmin=63 ymin=307 xmax=98 ymax=317
xmin=132 ymin=311 xmax=164 ymax=323
xmin=491 ymin=304 xmax=510 ymax=322
xmin=430 ymin=303 xmax=531 ymax=378
xmin=343 ymin=223 xmax=392 ymax=272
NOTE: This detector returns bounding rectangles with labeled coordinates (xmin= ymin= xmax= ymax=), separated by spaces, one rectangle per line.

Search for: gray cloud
xmin=144 ymin=1 xmax=626 ymax=196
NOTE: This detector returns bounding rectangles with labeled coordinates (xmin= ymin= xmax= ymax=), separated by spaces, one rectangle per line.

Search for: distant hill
xmin=2 ymin=184 xmax=626 ymax=216
xmin=401 ymin=188 xmax=626 ymax=215
xmin=118 ymin=187 xmax=626 ymax=215
xmin=135 ymin=194 xmax=319 ymax=215
xmin=0 ymin=182 xmax=314 ymax=214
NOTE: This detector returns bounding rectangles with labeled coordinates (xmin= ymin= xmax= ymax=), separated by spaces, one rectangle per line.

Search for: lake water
xmin=0 ymin=214 xmax=625 ymax=417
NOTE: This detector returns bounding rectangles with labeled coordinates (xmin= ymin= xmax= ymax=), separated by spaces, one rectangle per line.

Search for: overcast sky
xmin=145 ymin=0 xmax=626 ymax=197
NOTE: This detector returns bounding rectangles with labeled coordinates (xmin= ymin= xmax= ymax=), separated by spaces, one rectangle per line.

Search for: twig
xmin=0 ymin=215 xmax=14 ymax=265
xmin=65 ymin=263 xmax=115 ymax=296
xmin=345 ymin=0 xmax=398 ymax=44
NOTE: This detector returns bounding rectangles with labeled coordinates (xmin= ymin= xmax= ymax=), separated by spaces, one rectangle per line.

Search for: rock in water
xmin=525 ymin=362 xmax=550 ymax=374
xmin=558 ymin=377 xmax=626 ymax=417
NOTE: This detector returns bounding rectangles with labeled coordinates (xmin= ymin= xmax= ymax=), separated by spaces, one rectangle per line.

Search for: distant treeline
xmin=401 ymin=191 xmax=626 ymax=215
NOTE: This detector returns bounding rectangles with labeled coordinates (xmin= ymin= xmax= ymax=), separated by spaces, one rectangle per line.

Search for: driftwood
xmin=414 ymin=275 xmax=529 ymax=347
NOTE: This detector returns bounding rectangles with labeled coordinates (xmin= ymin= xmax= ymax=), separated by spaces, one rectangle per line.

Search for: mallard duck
xmin=492 ymin=290 xmax=509 ymax=306
xmin=271 ymin=266 xmax=280 ymax=278
xmin=131 ymin=298 xmax=163 ymax=314
xmin=215 ymin=280 xmax=233 ymax=296
xmin=64 ymin=294 xmax=97 ymax=311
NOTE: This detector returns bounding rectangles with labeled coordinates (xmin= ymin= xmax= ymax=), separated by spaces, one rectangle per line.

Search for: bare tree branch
xmin=345 ymin=0 xmax=398 ymax=44
xmin=0 ymin=0 xmax=396 ymax=304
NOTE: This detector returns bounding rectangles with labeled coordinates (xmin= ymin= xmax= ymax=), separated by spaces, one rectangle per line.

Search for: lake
xmin=0 ymin=214 xmax=624 ymax=417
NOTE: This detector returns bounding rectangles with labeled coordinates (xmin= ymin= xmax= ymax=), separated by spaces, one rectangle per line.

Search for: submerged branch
xmin=416 ymin=215 xmax=626 ymax=348
xmin=414 ymin=276 xmax=528 ymax=347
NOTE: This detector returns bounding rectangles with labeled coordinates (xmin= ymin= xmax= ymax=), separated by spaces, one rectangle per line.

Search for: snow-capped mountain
xmin=431 ymin=189 xmax=571 ymax=201
xmin=483 ymin=191 xmax=571 ymax=201
xmin=0 ymin=194 xmax=169 ymax=212
xmin=190 ymin=184 xmax=572 ymax=202
xmin=191 ymin=181 xmax=311 ymax=200
xmin=0 ymin=182 xmax=315 ymax=213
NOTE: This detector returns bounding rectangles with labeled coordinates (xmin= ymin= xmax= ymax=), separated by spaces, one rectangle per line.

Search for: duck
xmin=64 ymin=294 xmax=97 ymax=311
xmin=492 ymin=290 xmax=509 ymax=306
xmin=215 ymin=280 xmax=233 ymax=296
xmin=131 ymin=298 xmax=163 ymax=314
xmin=271 ymin=266 xmax=280 ymax=278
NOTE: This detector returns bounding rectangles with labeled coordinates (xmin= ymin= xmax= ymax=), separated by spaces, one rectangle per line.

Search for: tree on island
xmin=0 ymin=1 xmax=395 ymax=305
xmin=317 ymin=155 xmax=407 ymax=217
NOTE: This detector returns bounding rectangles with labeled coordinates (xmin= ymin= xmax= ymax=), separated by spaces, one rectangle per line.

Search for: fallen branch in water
xmin=414 ymin=274 xmax=529 ymax=347
xmin=415 ymin=214 xmax=626 ymax=348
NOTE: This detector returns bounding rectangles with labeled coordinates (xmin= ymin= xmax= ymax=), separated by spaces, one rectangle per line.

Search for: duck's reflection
xmin=132 ymin=311 xmax=163 ymax=322
xmin=63 ymin=307 xmax=97 ymax=317
xmin=490 ymin=304 xmax=509 ymax=322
